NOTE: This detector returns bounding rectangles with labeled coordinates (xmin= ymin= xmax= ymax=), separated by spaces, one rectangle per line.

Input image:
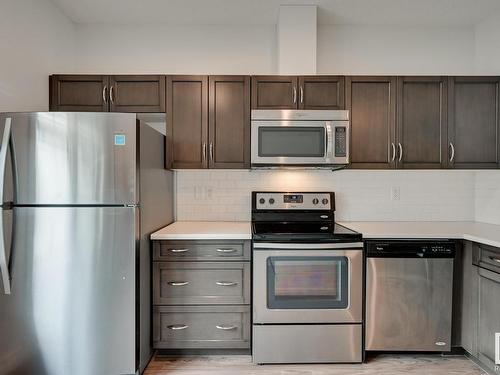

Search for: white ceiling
xmin=50 ymin=0 xmax=500 ymax=26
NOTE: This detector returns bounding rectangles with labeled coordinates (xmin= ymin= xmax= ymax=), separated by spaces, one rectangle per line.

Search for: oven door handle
xmin=253 ymin=242 xmax=363 ymax=250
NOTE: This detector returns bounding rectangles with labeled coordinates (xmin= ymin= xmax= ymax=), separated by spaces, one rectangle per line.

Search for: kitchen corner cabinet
xmin=448 ymin=77 xmax=500 ymax=169
xmin=49 ymin=75 xmax=165 ymax=113
xmin=396 ymin=76 xmax=448 ymax=169
xmin=166 ymin=75 xmax=250 ymax=169
xmin=251 ymin=76 xmax=344 ymax=110
xmin=346 ymin=76 xmax=397 ymax=169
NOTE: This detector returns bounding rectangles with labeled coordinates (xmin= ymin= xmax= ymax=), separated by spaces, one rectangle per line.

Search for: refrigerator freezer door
xmin=0 ymin=206 xmax=137 ymax=375
xmin=0 ymin=112 xmax=137 ymax=205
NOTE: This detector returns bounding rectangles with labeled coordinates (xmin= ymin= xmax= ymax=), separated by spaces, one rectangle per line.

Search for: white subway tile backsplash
xmin=175 ymin=169 xmax=483 ymax=222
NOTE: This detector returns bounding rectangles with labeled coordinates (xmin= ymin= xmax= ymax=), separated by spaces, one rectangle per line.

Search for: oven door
xmin=253 ymin=243 xmax=362 ymax=324
xmin=251 ymin=120 xmax=347 ymax=166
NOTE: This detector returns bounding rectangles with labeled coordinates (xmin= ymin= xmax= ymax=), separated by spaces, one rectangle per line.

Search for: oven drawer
xmin=153 ymin=262 xmax=250 ymax=305
xmin=153 ymin=240 xmax=250 ymax=261
xmin=154 ymin=305 xmax=250 ymax=349
xmin=252 ymin=324 xmax=362 ymax=363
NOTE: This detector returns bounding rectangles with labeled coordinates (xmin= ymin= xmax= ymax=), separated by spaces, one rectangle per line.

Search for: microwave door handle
xmin=326 ymin=122 xmax=333 ymax=157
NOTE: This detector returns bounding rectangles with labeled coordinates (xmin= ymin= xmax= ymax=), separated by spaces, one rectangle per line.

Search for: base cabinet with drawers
xmin=459 ymin=241 xmax=500 ymax=373
xmin=152 ymin=240 xmax=251 ymax=350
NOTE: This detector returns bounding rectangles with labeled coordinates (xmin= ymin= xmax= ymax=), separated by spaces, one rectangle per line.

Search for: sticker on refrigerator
xmin=114 ymin=134 xmax=126 ymax=146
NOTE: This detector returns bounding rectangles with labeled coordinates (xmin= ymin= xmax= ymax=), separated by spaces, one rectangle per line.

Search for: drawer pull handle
xmin=168 ymin=281 xmax=189 ymax=286
xmin=489 ymin=256 xmax=500 ymax=264
xmin=167 ymin=324 xmax=188 ymax=330
xmin=216 ymin=325 xmax=237 ymax=330
xmin=170 ymin=248 xmax=189 ymax=253
xmin=216 ymin=281 xmax=238 ymax=286
xmin=320 ymin=215 xmax=329 ymax=219
xmin=216 ymin=248 xmax=237 ymax=253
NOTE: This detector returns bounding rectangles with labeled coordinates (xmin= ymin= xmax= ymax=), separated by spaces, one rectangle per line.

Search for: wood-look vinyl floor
xmin=144 ymin=354 xmax=487 ymax=375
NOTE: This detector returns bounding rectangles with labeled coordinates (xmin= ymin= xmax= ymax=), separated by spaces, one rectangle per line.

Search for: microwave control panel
xmin=334 ymin=127 xmax=347 ymax=157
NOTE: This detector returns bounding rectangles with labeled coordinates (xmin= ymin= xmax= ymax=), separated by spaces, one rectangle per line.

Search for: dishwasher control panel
xmin=366 ymin=241 xmax=456 ymax=258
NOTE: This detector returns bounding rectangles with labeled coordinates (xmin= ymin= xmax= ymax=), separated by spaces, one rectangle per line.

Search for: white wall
xmin=475 ymin=171 xmax=500 ymax=225
xmin=72 ymin=23 xmax=481 ymax=75
xmin=0 ymin=0 xmax=75 ymax=112
xmin=474 ymin=12 xmax=500 ymax=74
xmin=317 ymin=25 xmax=476 ymax=75
xmin=175 ymin=170 xmax=476 ymax=222
xmin=73 ymin=24 xmax=277 ymax=74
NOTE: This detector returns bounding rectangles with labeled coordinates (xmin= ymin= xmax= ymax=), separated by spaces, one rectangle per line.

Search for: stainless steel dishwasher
xmin=365 ymin=240 xmax=456 ymax=352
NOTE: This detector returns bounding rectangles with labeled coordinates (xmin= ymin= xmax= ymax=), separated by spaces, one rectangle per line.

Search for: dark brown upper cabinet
xmin=109 ymin=75 xmax=165 ymax=113
xmin=50 ymin=75 xmax=108 ymax=112
xmin=167 ymin=75 xmax=251 ymax=169
xmin=50 ymin=74 xmax=165 ymax=113
xmin=346 ymin=76 xmax=397 ymax=169
xmin=298 ymin=76 xmax=344 ymax=109
xmin=166 ymin=76 xmax=208 ymax=169
xmin=209 ymin=76 xmax=251 ymax=169
xmin=448 ymin=77 xmax=500 ymax=169
xmin=251 ymin=76 xmax=297 ymax=109
xmin=251 ymin=76 xmax=345 ymax=110
xmin=396 ymin=76 xmax=448 ymax=169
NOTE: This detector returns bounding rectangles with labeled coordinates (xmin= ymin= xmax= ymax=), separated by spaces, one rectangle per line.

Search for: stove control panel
xmin=254 ymin=192 xmax=333 ymax=210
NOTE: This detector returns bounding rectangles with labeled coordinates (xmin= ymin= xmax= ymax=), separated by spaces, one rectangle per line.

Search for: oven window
xmin=267 ymin=256 xmax=348 ymax=309
xmin=258 ymin=127 xmax=325 ymax=157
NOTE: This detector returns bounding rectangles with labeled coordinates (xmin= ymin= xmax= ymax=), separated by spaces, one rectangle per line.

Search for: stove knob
xmin=269 ymin=198 xmax=275 ymax=205
xmin=322 ymin=198 xmax=329 ymax=205
xmin=312 ymin=198 xmax=319 ymax=205
xmin=259 ymin=198 xmax=265 ymax=204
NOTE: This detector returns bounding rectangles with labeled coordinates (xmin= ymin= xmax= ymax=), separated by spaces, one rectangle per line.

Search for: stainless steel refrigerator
xmin=0 ymin=112 xmax=174 ymax=375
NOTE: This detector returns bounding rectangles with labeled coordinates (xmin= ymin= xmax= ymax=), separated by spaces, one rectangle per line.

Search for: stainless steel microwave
xmin=251 ymin=110 xmax=350 ymax=168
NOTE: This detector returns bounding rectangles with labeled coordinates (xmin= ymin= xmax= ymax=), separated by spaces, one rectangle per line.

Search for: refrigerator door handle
xmin=0 ymin=118 xmax=12 ymax=294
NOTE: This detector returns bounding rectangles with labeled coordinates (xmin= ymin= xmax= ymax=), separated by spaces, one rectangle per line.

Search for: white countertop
xmin=338 ymin=221 xmax=500 ymax=248
xmin=151 ymin=220 xmax=500 ymax=248
xmin=151 ymin=221 xmax=252 ymax=240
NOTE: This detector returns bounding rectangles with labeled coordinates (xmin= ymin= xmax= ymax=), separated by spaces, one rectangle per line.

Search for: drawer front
xmin=153 ymin=241 xmax=250 ymax=261
xmin=153 ymin=262 xmax=250 ymax=305
xmin=477 ymin=244 xmax=500 ymax=274
xmin=153 ymin=305 xmax=250 ymax=349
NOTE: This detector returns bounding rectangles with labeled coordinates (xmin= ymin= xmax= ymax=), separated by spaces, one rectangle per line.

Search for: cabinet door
xmin=209 ymin=76 xmax=250 ymax=169
xmin=109 ymin=75 xmax=165 ymax=113
xmin=448 ymin=77 xmax=500 ymax=169
xmin=166 ymin=76 xmax=208 ymax=169
xmin=396 ymin=77 xmax=447 ymax=169
xmin=49 ymin=75 xmax=109 ymax=112
xmin=346 ymin=76 xmax=396 ymax=169
xmin=298 ymin=76 xmax=344 ymax=110
xmin=478 ymin=267 xmax=500 ymax=370
xmin=251 ymin=76 xmax=298 ymax=109
xmin=460 ymin=241 xmax=479 ymax=356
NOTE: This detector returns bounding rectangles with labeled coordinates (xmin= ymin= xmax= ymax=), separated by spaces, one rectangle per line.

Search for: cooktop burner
xmin=251 ymin=191 xmax=361 ymax=243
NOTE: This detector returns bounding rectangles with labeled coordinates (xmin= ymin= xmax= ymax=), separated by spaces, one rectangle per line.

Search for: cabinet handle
xmin=168 ymin=281 xmax=189 ymax=286
xmin=293 ymin=87 xmax=297 ymax=104
xmin=216 ymin=325 xmax=237 ymax=330
xmin=167 ymin=324 xmax=188 ymax=330
xmin=209 ymin=142 xmax=214 ymax=162
xmin=216 ymin=248 xmax=237 ymax=253
xmin=449 ymin=142 xmax=455 ymax=163
xmin=391 ymin=143 xmax=396 ymax=162
xmin=170 ymin=248 xmax=189 ymax=253
xmin=102 ymin=86 xmax=108 ymax=104
xmin=489 ymin=256 xmax=500 ymax=264
xmin=398 ymin=143 xmax=403 ymax=162
xmin=300 ymin=86 xmax=304 ymax=103
xmin=320 ymin=215 xmax=329 ymax=219
xmin=109 ymin=85 xmax=115 ymax=104
xmin=202 ymin=142 xmax=207 ymax=163
xmin=216 ymin=281 xmax=238 ymax=286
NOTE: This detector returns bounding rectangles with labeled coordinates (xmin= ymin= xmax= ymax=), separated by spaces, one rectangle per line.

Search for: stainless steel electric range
xmin=251 ymin=192 xmax=363 ymax=364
